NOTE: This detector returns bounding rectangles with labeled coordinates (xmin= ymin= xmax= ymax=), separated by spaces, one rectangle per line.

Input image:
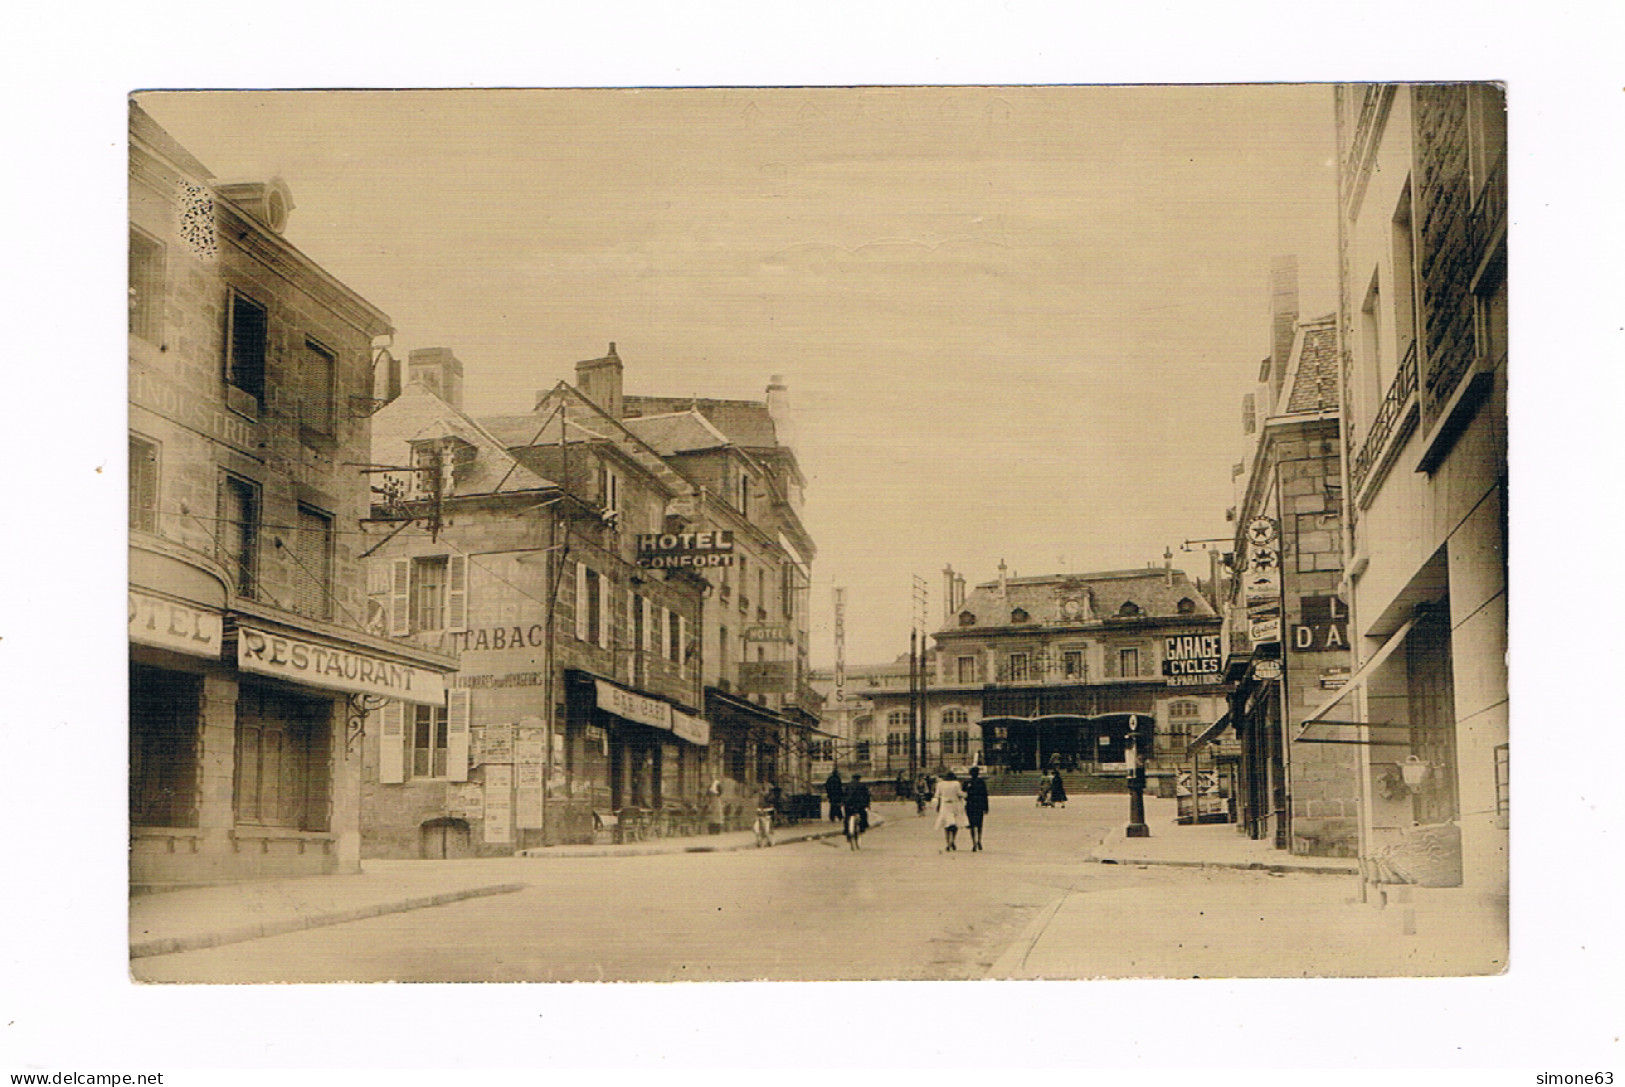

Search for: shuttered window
xmin=292 ymin=505 xmax=333 ymax=620
xmin=129 ymin=228 xmax=164 ymax=342
xmin=378 ymin=701 xmax=405 ymax=784
xmin=129 ymin=434 xmax=159 ymax=533
xmin=225 ymin=290 xmax=268 ymax=404
xmin=219 ymin=474 xmax=259 ymax=599
xmin=574 ymin=562 xmax=590 ymax=641
xmin=300 ymin=338 xmax=337 ymax=438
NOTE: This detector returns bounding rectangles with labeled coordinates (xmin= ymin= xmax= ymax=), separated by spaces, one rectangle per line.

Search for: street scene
xmin=125 ymin=84 xmax=1508 ymax=984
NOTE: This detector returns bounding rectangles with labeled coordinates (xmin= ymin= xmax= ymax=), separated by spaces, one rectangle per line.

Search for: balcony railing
xmin=1470 ymin=151 xmax=1507 ymax=258
xmin=1350 ymin=338 xmax=1419 ymax=497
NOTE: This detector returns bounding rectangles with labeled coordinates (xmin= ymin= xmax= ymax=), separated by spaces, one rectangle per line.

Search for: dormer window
xmin=958 ymin=610 xmax=977 ymax=627
xmin=1011 ymin=608 xmax=1029 ymax=624
xmin=1177 ymin=597 xmax=1196 ymax=614
xmin=1118 ymin=601 xmax=1141 ymax=617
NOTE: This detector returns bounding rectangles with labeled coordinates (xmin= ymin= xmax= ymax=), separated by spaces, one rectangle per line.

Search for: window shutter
xmin=446 ymin=554 xmax=469 ymax=633
xmin=378 ymin=701 xmax=405 ymax=784
xmin=446 ymin=689 xmax=471 ymax=783
xmin=389 ymin=558 xmax=411 ymax=636
xmin=597 ymin=572 xmax=611 ymax=650
xmin=574 ymin=562 xmax=590 ymax=642
xmin=679 ymin=615 xmax=689 ymax=669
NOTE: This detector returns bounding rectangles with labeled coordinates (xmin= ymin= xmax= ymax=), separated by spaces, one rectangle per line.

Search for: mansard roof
xmin=944 ymin=568 xmax=1217 ymax=633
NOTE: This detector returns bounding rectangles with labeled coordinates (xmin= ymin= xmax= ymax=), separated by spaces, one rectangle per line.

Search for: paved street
xmin=130 ymin=795 xmax=1487 ymax=983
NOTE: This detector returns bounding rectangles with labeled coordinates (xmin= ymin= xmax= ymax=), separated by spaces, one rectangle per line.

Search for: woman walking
xmin=964 ymin=765 xmax=990 ymax=851
xmin=933 ymin=770 xmax=968 ymax=852
xmin=1047 ymin=767 xmax=1068 ymax=809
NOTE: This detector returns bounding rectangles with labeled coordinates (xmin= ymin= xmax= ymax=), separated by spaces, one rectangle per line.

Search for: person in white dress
xmin=933 ymin=770 xmax=968 ymax=852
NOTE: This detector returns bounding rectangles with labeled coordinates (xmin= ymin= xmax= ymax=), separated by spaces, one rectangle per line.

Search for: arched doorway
xmin=419 ymin=817 xmax=473 ymax=859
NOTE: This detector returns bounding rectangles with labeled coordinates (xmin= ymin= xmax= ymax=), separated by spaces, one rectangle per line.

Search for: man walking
xmin=964 ymin=765 xmax=990 ymax=851
xmin=824 ymin=767 xmax=845 ymax=824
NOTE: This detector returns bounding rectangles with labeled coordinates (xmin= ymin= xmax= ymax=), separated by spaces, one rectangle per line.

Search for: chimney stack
xmin=942 ymin=565 xmax=956 ymax=625
xmin=407 ymin=347 xmax=465 ymax=411
xmin=997 ymin=558 xmax=1008 ymax=600
xmin=576 ymin=342 xmax=624 ymax=418
xmin=1268 ymin=256 xmax=1299 ymax=412
xmin=765 ymin=374 xmax=792 ymax=446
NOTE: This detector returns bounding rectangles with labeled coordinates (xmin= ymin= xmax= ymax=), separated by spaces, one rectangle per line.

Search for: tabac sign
xmin=237 ymin=625 xmax=445 ymax=706
xmin=635 ymin=530 xmax=736 ymax=569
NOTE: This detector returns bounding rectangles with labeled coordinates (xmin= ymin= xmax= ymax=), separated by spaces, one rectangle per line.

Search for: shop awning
xmin=1185 ymin=712 xmax=1231 ymax=756
xmin=1293 ymin=613 xmax=1421 ymax=746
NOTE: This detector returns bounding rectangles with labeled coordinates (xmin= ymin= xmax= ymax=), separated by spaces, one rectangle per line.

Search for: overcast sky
xmin=141 ymin=86 xmax=1339 ymax=666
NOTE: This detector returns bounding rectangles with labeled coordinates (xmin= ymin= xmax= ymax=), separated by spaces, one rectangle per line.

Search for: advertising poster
xmin=483 ymin=765 xmax=513 ymax=844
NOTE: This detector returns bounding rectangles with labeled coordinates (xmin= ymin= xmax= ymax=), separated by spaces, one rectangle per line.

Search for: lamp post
xmin=1125 ymin=713 xmax=1151 ymax=838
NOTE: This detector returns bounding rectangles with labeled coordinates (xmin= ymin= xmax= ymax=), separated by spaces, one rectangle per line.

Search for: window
xmin=412 ymin=704 xmax=449 ymax=779
xmin=958 ymin=611 xmax=976 ymax=627
xmin=1011 ymin=608 xmax=1029 ymax=623
xmin=598 ymin=465 xmax=621 ymax=528
xmin=757 ymin=568 xmax=767 ymax=616
xmin=1119 ymin=648 xmax=1140 ymax=677
xmin=1358 ymin=269 xmax=1384 ymax=437
xmin=219 ymin=474 xmax=260 ymax=598
xmin=957 ymin=655 xmax=977 ymax=684
xmin=225 ymin=290 xmax=268 ymax=405
xmin=887 ymin=710 xmax=908 ymax=729
xmin=1475 ymin=257 xmax=1508 ymax=369
xmin=129 ymin=434 xmax=159 ymax=533
xmin=292 ymin=505 xmax=333 ymax=620
xmin=944 ymin=730 xmax=969 ymax=756
xmin=234 ymin=681 xmax=332 ymax=831
xmin=738 ymin=471 xmax=750 ymax=518
xmin=887 ymin=732 xmax=904 ymax=758
xmin=942 ymin=708 xmax=968 ymax=726
xmin=414 ymin=556 xmax=448 ymax=632
xmin=718 ymin=624 xmax=729 ymax=677
xmin=130 ymin=665 xmax=199 ymax=828
xmin=1007 ymin=653 xmax=1030 ymax=682
xmin=129 ymin=228 xmax=164 ymax=342
xmin=1176 ymin=598 xmax=1196 ymax=615
xmin=1117 ymin=601 xmax=1141 ymax=617
xmin=1063 ymin=649 xmax=1085 ymax=679
xmin=300 ymin=339 xmax=337 ymax=439
xmin=855 ymin=741 xmax=871 ymax=763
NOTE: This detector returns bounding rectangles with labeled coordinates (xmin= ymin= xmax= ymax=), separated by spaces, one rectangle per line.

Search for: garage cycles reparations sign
xmin=1162 ymin=633 xmax=1223 ymax=686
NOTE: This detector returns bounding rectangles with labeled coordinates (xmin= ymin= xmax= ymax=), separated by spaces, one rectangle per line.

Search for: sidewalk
xmin=130 ymin=808 xmax=895 ymax=960
xmin=1086 ymin=796 xmax=1359 ymax=875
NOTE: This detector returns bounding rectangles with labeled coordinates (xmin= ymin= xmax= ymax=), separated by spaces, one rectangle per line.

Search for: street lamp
xmin=1125 ymin=714 xmax=1151 ymax=838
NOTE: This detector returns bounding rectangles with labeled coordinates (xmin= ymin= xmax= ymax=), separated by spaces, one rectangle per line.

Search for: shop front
xmin=129 ymin=566 xmax=452 ymax=886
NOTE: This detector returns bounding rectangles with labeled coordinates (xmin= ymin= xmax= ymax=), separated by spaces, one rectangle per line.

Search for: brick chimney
xmin=1268 ymin=256 xmax=1299 ymax=412
xmin=407 ymin=347 xmax=464 ymax=411
xmin=576 ymin=343 xmax=624 ymax=418
xmin=765 ymin=373 xmax=792 ymax=445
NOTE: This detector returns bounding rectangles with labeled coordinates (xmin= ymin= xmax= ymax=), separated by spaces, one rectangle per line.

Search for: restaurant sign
xmin=236 ymin=625 xmax=445 ymax=705
xmin=594 ymin=678 xmax=710 ymax=746
xmin=635 ymin=530 xmax=736 ymax=569
xmin=129 ymin=590 xmax=222 ymax=658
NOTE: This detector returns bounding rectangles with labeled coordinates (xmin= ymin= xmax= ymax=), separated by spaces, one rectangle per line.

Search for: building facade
xmin=1212 ymin=274 xmax=1361 ymax=857
xmin=128 ymin=104 xmax=453 ymax=886
xmin=1317 ymin=84 xmax=1507 ymax=922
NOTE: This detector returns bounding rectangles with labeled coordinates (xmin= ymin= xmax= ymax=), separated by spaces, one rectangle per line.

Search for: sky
xmin=140 ymin=86 xmax=1339 ymax=666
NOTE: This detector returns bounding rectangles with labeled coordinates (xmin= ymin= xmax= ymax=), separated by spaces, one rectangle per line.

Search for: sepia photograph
xmin=124 ymin=84 xmax=1508 ymax=985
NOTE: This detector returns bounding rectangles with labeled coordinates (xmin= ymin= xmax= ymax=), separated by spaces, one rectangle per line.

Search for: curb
xmin=1089 ymin=855 xmax=1358 ymax=876
xmin=516 ymin=816 xmax=887 ymax=859
xmin=129 ymin=882 xmax=526 ymax=960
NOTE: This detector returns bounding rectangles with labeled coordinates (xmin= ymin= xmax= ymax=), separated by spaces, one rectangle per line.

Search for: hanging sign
xmin=744 ymin=624 xmax=794 ymax=644
xmin=236 ymin=625 xmax=445 ymax=705
xmin=635 ymin=530 xmax=736 ymax=568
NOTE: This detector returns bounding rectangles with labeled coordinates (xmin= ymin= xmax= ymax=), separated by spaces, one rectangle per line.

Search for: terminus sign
xmin=635 ymin=530 xmax=736 ymax=568
xmin=237 ymin=625 xmax=445 ymax=706
xmin=1162 ymin=633 xmax=1223 ymax=686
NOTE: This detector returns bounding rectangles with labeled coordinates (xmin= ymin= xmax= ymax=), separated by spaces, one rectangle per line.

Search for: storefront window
xmin=130 ymin=665 xmax=200 ymax=828
xmin=233 ymin=681 xmax=333 ymax=831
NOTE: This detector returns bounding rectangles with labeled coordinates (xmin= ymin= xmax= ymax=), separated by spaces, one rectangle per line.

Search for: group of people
xmin=823 ymin=766 xmax=991 ymax=853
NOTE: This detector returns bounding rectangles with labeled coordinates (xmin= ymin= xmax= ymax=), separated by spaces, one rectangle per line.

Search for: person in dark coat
xmin=1047 ymin=767 xmax=1068 ymax=808
xmin=824 ymin=768 xmax=845 ymax=823
xmin=843 ymin=773 xmax=872 ymax=849
xmin=964 ymin=765 xmax=990 ymax=851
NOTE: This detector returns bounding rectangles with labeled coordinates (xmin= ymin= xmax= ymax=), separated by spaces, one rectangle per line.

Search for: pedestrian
xmin=914 ymin=773 xmax=931 ymax=814
xmin=933 ymin=770 xmax=967 ymax=852
xmin=706 ymin=778 xmax=725 ymax=834
xmin=1047 ymin=767 xmax=1068 ymax=808
xmin=843 ymin=773 xmax=872 ymax=850
xmin=754 ymin=783 xmax=778 ymax=848
xmin=964 ymin=765 xmax=990 ymax=851
xmin=825 ymin=767 xmax=845 ymax=823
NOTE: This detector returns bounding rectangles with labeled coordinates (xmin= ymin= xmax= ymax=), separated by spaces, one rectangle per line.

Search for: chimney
xmin=1164 ymin=547 xmax=1174 ymax=587
xmin=997 ymin=559 xmax=1008 ymax=600
xmin=955 ymin=573 xmax=966 ymax=613
xmin=765 ymin=374 xmax=792 ymax=447
xmin=576 ymin=342 xmax=624 ymax=418
xmin=407 ymin=347 xmax=465 ymax=411
xmin=942 ymin=565 xmax=956 ymax=625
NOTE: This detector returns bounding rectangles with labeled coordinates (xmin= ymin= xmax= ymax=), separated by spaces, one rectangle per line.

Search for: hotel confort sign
xmin=635 ymin=530 xmax=735 ymax=569
xmin=237 ymin=625 xmax=445 ymax=706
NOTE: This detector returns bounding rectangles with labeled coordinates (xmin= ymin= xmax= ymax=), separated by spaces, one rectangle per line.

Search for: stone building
xmin=362 ymin=359 xmax=709 ymax=854
xmin=1309 ymin=85 xmax=1506 ymax=936
xmin=833 ymin=562 xmax=1228 ymax=793
xmin=127 ymin=103 xmax=453 ymax=886
xmin=1205 ymin=262 xmax=1360 ymax=857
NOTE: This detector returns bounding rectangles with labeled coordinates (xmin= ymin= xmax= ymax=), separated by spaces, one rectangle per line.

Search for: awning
xmin=1294 ymin=612 xmax=1421 ymax=746
xmin=1185 ymin=712 xmax=1231 ymax=756
xmin=595 ymin=677 xmax=709 ymax=746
